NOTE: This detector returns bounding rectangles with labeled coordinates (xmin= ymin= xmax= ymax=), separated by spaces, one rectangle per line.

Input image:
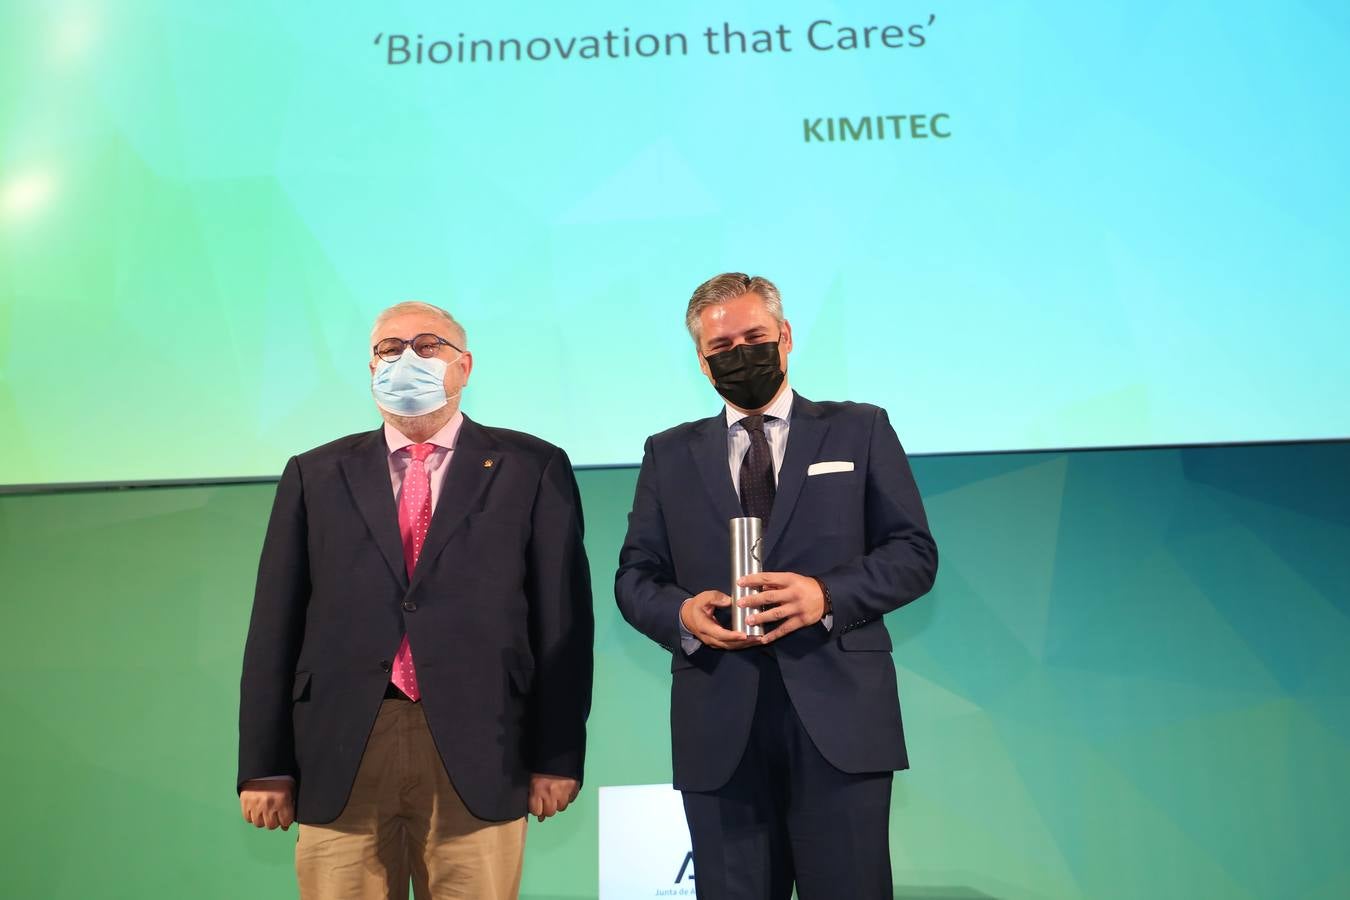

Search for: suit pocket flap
xmin=839 ymin=623 xmax=893 ymax=652
xmin=292 ymin=670 xmax=312 ymax=701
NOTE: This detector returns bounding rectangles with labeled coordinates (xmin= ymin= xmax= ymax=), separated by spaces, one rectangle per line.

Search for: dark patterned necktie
xmin=739 ymin=415 xmax=777 ymax=520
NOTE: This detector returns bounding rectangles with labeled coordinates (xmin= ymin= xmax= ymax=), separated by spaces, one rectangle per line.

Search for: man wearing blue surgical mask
xmin=238 ymin=301 xmax=594 ymax=900
xmin=367 ymin=305 xmax=473 ymax=437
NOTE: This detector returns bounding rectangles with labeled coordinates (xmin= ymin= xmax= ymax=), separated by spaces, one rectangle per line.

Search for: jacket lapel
xmin=408 ymin=415 xmax=501 ymax=593
xmin=763 ymin=394 xmax=828 ymax=560
xmin=690 ymin=413 xmax=744 ymax=525
xmin=340 ymin=429 xmax=409 ymax=590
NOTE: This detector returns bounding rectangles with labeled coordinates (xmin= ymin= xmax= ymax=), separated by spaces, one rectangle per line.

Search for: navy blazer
xmin=238 ymin=417 xmax=593 ymax=823
xmin=615 ymin=394 xmax=938 ymax=791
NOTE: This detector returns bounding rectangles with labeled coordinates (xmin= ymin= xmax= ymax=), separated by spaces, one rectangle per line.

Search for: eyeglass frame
xmin=372 ymin=333 xmax=465 ymax=363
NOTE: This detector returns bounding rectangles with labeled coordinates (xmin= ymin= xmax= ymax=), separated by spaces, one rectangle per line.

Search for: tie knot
xmin=740 ymin=414 xmax=774 ymax=435
xmin=406 ymin=443 xmax=436 ymax=463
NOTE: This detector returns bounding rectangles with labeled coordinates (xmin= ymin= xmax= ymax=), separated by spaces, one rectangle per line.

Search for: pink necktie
xmin=392 ymin=443 xmax=435 ymax=701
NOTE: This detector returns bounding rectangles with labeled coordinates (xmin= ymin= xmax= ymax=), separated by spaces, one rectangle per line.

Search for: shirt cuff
xmin=678 ymin=611 xmax=702 ymax=656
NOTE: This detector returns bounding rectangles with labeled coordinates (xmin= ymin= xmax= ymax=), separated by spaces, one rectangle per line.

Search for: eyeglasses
xmin=372 ymin=333 xmax=464 ymax=363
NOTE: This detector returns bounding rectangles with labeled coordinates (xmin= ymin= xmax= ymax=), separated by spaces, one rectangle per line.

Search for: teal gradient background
xmin=2 ymin=442 xmax=1347 ymax=898
xmin=3 ymin=0 xmax=1348 ymax=485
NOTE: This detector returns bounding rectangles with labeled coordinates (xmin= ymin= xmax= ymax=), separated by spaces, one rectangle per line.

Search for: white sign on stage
xmin=598 ymin=783 xmax=695 ymax=898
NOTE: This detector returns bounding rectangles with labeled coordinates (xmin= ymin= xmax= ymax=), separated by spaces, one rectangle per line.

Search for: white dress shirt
xmin=724 ymin=385 xmax=794 ymax=495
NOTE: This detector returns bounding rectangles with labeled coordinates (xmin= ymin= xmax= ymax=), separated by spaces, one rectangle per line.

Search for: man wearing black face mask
xmin=615 ymin=273 xmax=939 ymax=900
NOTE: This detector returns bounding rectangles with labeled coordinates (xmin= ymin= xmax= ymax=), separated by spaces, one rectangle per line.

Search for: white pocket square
xmin=807 ymin=460 xmax=854 ymax=476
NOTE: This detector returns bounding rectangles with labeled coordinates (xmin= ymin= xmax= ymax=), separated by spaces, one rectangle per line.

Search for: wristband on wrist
xmin=811 ymin=576 xmax=832 ymax=616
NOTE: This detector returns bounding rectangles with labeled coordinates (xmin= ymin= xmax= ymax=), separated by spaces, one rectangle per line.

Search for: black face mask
xmin=705 ymin=341 xmax=785 ymax=411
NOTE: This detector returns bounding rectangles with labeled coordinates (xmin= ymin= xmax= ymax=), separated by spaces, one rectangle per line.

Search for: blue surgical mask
xmin=371 ymin=348 xmax=459 ymax=417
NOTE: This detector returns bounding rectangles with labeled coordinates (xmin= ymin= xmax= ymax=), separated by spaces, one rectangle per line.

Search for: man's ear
xmin=697 ymin=345 xmax=713 ymax=380
xmin=779 ymin=319 xmax=794 ymax=360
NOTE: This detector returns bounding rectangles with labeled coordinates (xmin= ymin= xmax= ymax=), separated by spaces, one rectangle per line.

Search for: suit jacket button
xmin=379 ymin=660 xmax=391 ymax=672
xmin=402 ymin=601 xmax=417 ymax=612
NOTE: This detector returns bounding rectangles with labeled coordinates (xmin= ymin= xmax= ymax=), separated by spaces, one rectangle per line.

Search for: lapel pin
xmin=483 ymin=459 xmax=494 ymax=468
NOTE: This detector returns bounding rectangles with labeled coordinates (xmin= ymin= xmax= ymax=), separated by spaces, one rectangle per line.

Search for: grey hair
xmin=684 ymin=273 xmax=784 ymax=343
xmin=369 ymin=301 xmax=468 ymax=350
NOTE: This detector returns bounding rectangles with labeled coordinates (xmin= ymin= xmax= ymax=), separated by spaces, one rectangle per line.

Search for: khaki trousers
xmin=296 ymin=698 xmax=526 ymax=900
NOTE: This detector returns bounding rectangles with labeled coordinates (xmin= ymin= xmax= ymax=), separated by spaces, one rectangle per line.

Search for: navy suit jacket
xmin=238 ymin=416 xmax=593 ymax=823
xmin=615 ymin=394 xmax=937 ymax=792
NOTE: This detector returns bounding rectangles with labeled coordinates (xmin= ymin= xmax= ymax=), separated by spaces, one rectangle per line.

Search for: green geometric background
xmin=1 ymin=441 xmax=1347 ymax=898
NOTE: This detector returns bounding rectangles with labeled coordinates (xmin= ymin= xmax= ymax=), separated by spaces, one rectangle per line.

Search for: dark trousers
xmin=681 ymin=652 xmax=894 ymax=900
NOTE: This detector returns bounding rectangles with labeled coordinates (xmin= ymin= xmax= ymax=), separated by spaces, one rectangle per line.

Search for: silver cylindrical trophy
xmin=730 ymin=516 xmax=765 ymax=636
